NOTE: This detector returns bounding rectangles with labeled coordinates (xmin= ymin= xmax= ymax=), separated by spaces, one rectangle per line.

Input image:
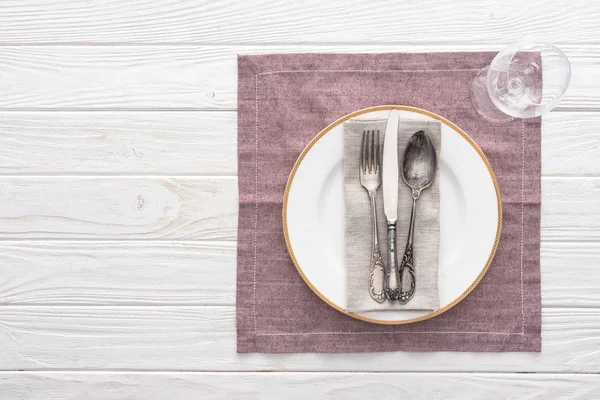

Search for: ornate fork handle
xmin=368 ymin=191 xmax=386 ymax=303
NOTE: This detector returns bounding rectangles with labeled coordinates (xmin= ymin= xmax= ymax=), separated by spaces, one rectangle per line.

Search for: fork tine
xmin=370 ymin=129 xmax=376 ymax=173
xmin=375 ymin=130 xmax=380 ymax=172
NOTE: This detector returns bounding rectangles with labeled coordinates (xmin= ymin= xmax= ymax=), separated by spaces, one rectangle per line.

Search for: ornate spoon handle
xmin=398 ymin=195 xmax=418 ymax=304
xmin=398 ymin=242 xmax=415 ymax=304
xmin=368 ymin=192 xmax=386 ymax=303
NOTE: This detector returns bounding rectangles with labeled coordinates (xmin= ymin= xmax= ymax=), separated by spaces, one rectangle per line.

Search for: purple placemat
xmin=236 ymin=52 xmax=541 ymax=353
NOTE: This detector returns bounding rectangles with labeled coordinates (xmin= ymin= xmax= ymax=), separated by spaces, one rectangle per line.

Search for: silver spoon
xmin=398 ymin=130 xmax=437 ymax=304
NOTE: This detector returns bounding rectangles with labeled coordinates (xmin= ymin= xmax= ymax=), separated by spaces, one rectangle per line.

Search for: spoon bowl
xmin=402 ymin=130 xmax=437 ymax=195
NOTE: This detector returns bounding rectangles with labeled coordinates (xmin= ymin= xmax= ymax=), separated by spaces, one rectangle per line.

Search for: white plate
xmin=283 ymin=105 xmax=502 ymax=324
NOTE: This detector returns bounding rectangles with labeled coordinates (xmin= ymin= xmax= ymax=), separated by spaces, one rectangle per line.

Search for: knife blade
xmin=382 ymin=109 xmax=401 ymax=300
xmin=383 ymin=110 xmax=399 ymax=222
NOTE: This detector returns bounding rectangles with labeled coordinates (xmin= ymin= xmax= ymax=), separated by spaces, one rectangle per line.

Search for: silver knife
xmin=382 ymin=110 xmax=401 ymax=301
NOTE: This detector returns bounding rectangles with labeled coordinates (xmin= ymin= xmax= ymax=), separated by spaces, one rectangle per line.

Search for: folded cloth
xmin=344 ymin=117 xmax=441 ymax=312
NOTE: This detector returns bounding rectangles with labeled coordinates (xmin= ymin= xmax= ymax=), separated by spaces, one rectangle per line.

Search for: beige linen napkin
xmin=344 ymin=117 xmax=441 ymax=312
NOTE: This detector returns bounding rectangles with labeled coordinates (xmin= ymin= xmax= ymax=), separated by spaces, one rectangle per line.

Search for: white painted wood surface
xmin=0 ymin=0 xmax=599 ymax=397
xmin=0 ymin=241 xmax=236 ymax=305
xmin=0 ymin=307 xmax=598 ymax=372
xmin=0 ymin=111 xmax=596 ymax=175
xmin=0 ymin=176 xmax=594 ymax=240
xmin=0 ymin=112 xmax=236 ymax=174
xmin=0 ymin=241 xmax=595 ymax=307
xmin=1 ymin=373 xmax=599 ymax=399
xmin=0 ymin=45 xmax=596 ymax=110
xmin=0 ymin=0 xmax=596 ymax=44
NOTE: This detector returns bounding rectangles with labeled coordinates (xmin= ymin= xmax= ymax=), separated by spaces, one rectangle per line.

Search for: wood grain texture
xmin=0 ymin=178 xmax=237 ymax=240
xmin=543 ymin=112 xmax=600 ymax=176
xmin=0 ymin=0 xmax=596 ymax=44
xmin=0 ymin=46 xmax=228 ymax=109
xmin=0 ymin=111 xmax=597 ymax=175
xmin=0 ymin=0 xmax=596 ymax=393
xmin=0 ymin=306 xmax=597 ymax=372
xmin=0 ymin=241 xmax=235 ymax=305
xmin=0 ymin=177 xmax=595 ymax=241
xmin=0 ymin=111 xmax=236 ymax=174
xmin=541 ymin=243 xmax=600 ymax=307
xmin=541 ymin=178 xmax=600 ymax=241
xmin=0 ymin=241 xmax=595 ymax=307
xmin=0 ymin=372 xmax=599 ymax=399
xmin=0 ymin=45 xmax=596 ymax=110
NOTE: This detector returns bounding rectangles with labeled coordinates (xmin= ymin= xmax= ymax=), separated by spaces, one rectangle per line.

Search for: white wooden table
xmin=0 ymin=1 xmax=599 ymax=398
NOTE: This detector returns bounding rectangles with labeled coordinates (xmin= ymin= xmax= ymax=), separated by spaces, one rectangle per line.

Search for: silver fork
xmin=360 ymin=130 xmax=386 ymax=303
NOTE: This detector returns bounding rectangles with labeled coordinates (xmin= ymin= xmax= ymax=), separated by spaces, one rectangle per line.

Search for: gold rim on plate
xmin=282 ymin=105 xmax=502 ymax=325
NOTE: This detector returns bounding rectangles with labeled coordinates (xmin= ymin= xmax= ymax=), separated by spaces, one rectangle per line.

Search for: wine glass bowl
xmin=487 ymin=42 xmax=570 ymax=118
xmin=472 ymin=42 xmax=571 ymax=120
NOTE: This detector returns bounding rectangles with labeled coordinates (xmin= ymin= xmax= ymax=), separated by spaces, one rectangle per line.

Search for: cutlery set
xmin=361 ymin=110 xmax=437 ymax=304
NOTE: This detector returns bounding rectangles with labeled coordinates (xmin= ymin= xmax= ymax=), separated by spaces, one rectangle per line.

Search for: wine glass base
xmin=470 ymin=67 xmax=516 ymax=123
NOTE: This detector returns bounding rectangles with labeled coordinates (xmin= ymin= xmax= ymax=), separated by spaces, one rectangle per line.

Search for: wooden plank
xmin=0 ymin=178 xmax=237 ymax=240
xmin=541 ymin=178 xmax=600 ymax=241
xmin=0 ymin=111 xmax=597 ymax=175
xmin=0 ymin=46 xmax=229 ymax=110
xmin=0 ymin=241 xmax=235 ymax=305
xmin=0 ymin=45 xmax=596 ymax=110
xmin=0 ymin=372 xmax=599 ymax=399
xmin=0 ymin=177 xmax=595 ymax=241
xmin=0 ymin=0 xmax=596 ymax=44
xmin=0 ymin=111 xmax=237 ymax=174
xmin=541 ymin=242 xmax=600 ymax=307
xmin=0 ymin=241 xmax=596 ymax=307
xmin=543 ymin=112 xmax=600 ymax=176
xmin=0 ymin=306 xmax=596 ymax=372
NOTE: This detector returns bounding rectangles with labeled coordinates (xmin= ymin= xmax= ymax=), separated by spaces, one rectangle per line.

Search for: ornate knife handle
xmin=398 ymin=243 xmax=416 ymax=304
xmin=368 ymin=192 xmax=386 ymax=303
xmin=385 ymin=222 xmax=401 ymax=301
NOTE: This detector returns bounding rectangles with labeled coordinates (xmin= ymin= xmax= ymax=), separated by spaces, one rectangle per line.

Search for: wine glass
xmin=471 ymin=42 xmax=571 ymax=121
